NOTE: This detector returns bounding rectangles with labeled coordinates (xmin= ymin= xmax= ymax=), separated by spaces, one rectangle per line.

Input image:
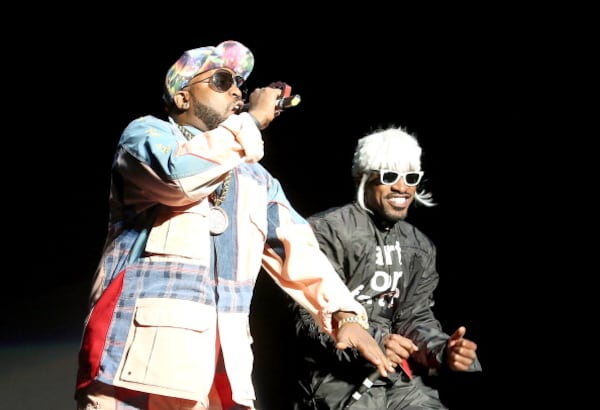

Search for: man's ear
xmin=173 ymin=91 xmax=189 ymax=111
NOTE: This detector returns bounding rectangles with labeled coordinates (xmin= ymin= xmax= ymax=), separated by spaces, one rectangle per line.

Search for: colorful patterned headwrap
xmin=163 ymin=40 xmax=254 ymax=103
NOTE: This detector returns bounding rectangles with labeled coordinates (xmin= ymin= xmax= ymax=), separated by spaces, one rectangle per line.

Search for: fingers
xmin=335 ymin=326 xmax=395 ymax=377
xmin=449 ymin=326 xmax=466 ymax=343
xmin=447 ymin=334 xmax=478 ymax=371
xmin=356 ymin=341 xmax=395 ymax=378
xmin=335 ymin=340 xmax=390 ymax=377
xmin=246 ymin=87 xmax=282 ymax=128
xmin=383 ymin=334 xmax=418 ymax=362
xmin=447 ymin=348 xmax=477 ymax=371
xmin=447 ymin=326 xmax=468 ymax=351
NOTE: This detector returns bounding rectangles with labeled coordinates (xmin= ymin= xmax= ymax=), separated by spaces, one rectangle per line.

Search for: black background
xmin=1 ymin=7 xmax=555 ymax=408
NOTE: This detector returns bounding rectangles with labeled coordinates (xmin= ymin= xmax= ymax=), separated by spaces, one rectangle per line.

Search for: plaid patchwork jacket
xmin=75 ymin=113 xmax=367 ymax=407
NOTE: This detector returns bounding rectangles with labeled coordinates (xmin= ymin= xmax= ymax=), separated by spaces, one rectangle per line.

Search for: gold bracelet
xmin=337 ymin=315 xmax=369 ymax=331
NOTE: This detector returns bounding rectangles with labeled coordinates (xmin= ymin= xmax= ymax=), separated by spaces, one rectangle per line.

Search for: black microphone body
xmin=242 ymin=95 xmax=301 ymax=112
xmin=343 ymin=369 xmax=380 ymax=409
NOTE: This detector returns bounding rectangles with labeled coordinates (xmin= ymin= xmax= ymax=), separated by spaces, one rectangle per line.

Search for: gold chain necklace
xmin=176 ymin=123 xmax=231 ymax=206
xmin=210 ymin=172 xmax=231 ymax=206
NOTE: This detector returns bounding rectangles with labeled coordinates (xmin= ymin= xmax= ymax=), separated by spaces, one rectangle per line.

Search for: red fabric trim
xmin=213 ymin=372 xmax=235 ymax=408
xmin=400 ymin=358 xmax=413 ymax=379
xmin=75 ymin=270 xmax=126 ymax=390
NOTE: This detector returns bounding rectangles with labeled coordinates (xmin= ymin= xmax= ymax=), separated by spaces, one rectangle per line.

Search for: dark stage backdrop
xmin=3 ymin=10 xmax=547 ymax=408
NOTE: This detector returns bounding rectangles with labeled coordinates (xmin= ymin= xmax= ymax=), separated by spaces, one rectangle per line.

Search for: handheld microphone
xmin=343 ymin=358 xmax=412 ymax=408
xmin=343 ymin=369 xmax=380 ymax=409
xmin=241 ymin=94 xmax=301 ymax=112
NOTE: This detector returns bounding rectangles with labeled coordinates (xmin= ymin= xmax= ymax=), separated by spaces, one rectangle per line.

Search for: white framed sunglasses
xmin=372 ymin=170 xmax=424 ymax=186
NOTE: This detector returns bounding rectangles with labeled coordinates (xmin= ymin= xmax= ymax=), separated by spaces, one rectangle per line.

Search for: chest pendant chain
xmin=177 ymin=124 xmax=231 ymax=235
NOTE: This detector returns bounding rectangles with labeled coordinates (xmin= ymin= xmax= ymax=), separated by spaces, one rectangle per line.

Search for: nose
xmin=232 ymin=84 xmax=247 ymax=100
xmin=231 ymin=87 xmax=243 ymax=99
xmin=390 ymin=178 xmax=410 ymax=192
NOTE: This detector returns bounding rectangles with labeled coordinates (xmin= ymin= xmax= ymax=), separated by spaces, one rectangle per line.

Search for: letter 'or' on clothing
xmin=75 ymin=114 xmax=367 ymax=407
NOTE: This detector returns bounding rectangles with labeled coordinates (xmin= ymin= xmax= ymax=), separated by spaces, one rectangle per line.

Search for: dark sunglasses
xmin=186 ymin=69 xmax=246 ymax=94
xmin=372 ymin=170 xmax=424 ymax=186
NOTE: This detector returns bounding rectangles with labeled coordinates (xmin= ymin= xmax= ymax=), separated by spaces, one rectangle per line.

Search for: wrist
xmin=239 ymin=111 xmax=262 ymax=130
xmin=246 ymin=112 xmax=263 ymax=129
xmin=335 ymin=313 xmax=369 ymax=331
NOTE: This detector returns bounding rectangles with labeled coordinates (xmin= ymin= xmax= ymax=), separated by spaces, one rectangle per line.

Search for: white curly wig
xmin=352 ymin=127 xmax=436 ymax=212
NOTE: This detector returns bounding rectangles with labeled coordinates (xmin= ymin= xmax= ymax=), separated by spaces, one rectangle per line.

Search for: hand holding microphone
xmin=239 ymin=81 xmax=301 ymax=129
xmin=242 ymin=94 xmax=301 ymax=112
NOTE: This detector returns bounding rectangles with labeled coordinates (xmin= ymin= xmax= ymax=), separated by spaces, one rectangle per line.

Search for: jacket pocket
xmin=145 ymin=202 xmax=211 ymax=262
xmin=116 ymin=298 xmax=217 ymax=398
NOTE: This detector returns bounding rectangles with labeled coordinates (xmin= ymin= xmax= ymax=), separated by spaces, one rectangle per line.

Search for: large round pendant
xmin=209 ymin=206 xmax=229 ymax=235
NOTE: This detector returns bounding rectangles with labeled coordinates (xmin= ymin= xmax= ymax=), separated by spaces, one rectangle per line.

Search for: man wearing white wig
xmin=288 ymin=127 xmax=482 ymax=409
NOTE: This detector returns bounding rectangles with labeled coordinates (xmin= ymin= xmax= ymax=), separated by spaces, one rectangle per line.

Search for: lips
xmin=233 ymin=101 xmax=244 ymax=114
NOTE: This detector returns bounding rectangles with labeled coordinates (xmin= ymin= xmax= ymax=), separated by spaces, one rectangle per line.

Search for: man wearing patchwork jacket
xmin=74 ymin=40 xmax=394 ymax=410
